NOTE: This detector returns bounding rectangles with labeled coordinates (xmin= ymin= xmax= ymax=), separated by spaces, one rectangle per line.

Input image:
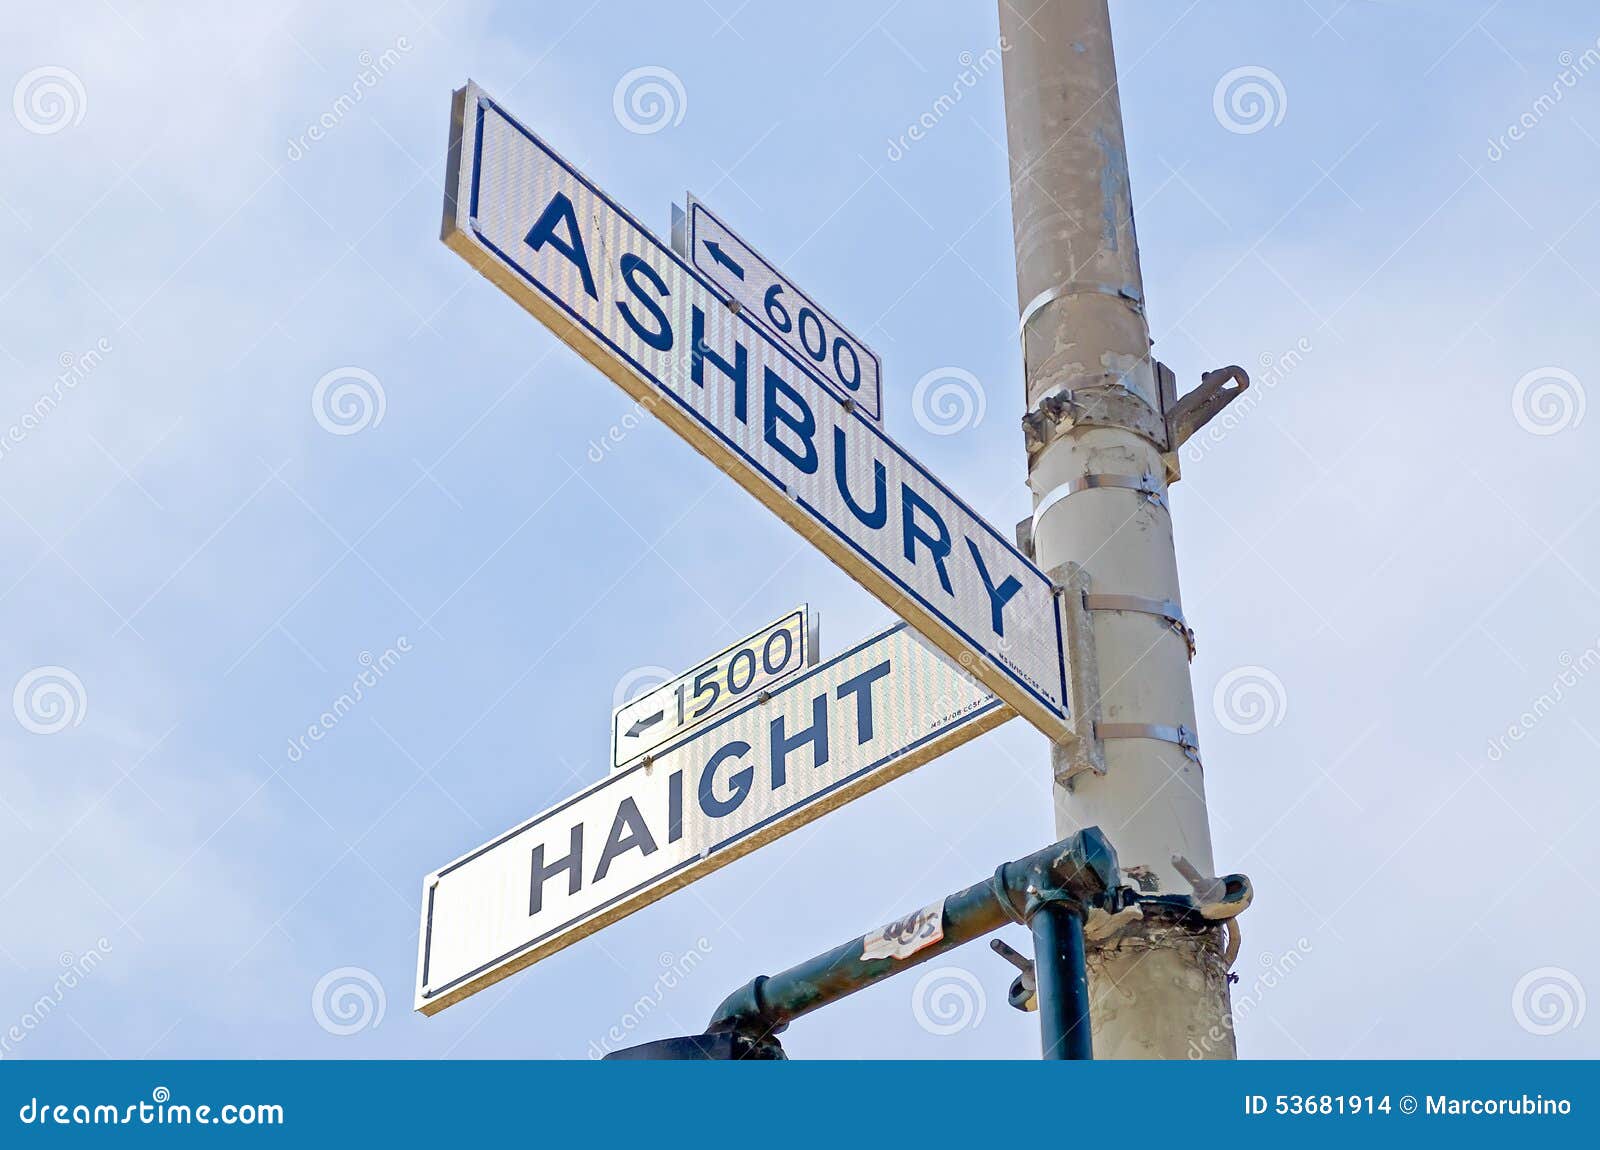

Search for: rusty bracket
xmin=1022 ymin=378 xmax=1169 ymax=459
xmin=1165 ymin=364 xmax=1250 ymax=450
xmin=1014 ymin=514 xmax=1035 ymax=561
xmin=1049 ymin=562 xmax=1106 ymax=784
xmin=1171 ymin=856 xmax=1254 ymax=922
xmin=1077 ymin=872 xmax=1253 ymax=952
xmin=1078 ymin=860 xmax=1253 ymax=950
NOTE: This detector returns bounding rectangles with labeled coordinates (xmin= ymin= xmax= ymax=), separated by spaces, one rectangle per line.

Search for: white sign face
xmin=680 ymin=195 xmax=883 ymax=424
xmin=612 ymin=606 xmax=815 ymax=771
xmin=416 ymin=623 xmax=1009 ymax=1013
xmin=442 ymin=83 xmax=1070 ymax=739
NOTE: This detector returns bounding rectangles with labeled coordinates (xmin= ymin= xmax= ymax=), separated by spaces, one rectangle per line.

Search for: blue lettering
xmin=592 ymin=797 xmax=658 ymax=882
xmin=966 ymin=538 xmax=1023 ymax=637
xmin=691 ymin=307 xmax=748 ymax=422
xmin=834 ymin=426 xmax=886 ymax=528
xmin=769 ymin=692 xmax=830 ymax=788
xmin=836 ymin=660 xmax=891 ymax=745
xmin=524 ymin=192 xmax=596 ymax=300
xmin=764 ymin=368 xmax=819 ymax=475
xmin=699 ymin=740 xmax=754 ymax=818
xmin=617 ymin=254 xmax=673 ymax=351
xmin=901 ymin=487 xmax=953 ymax=595
xmin=528 ymin=824 xmax=583 ymax=915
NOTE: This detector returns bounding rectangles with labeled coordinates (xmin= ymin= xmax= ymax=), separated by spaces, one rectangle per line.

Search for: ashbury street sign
xmin=441 ymin=81 xmax=1070 ymax=741
xmin=415 ymin=623 xmax=1008 ymax=1013
xmin=677 ymin=194 xmax=884 ymax=424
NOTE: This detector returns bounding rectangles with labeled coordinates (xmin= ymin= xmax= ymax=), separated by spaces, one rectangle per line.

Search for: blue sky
xmin=2 ymin=0 xmax=1598 ymax=1059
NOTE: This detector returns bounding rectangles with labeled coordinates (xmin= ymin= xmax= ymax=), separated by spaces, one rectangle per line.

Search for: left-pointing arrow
xmin=626 ymin=711 xmax=666 ymax=738
xmin=703 ymin=239 xmax=745 ymax=280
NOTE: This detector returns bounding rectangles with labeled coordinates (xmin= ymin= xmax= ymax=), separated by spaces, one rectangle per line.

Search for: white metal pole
xmin=998 ymin=0 xmax=1236 ymax=1059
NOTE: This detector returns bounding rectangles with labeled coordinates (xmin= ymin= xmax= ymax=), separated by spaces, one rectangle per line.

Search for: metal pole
xmin=1029 ymin=903 xmax=1092 ymax=1059
xmin=998 ymin=0 xmax=1236 ymax=1058
xmin=707 ymin=829 xmax=1119 ymax=1043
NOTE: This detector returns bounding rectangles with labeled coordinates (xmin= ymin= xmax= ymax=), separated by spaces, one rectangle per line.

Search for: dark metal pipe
xmin=1030 ymin=901 xmax=1093 ymax=1059
xmin=707 ymin=827 xmax=1118 ymax=1041
xmin=709 ymin=874 xmax=1011 ymax=1037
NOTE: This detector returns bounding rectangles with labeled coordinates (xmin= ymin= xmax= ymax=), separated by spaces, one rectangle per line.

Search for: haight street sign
xmin=440 ymin=81 xmax=1070 ymax=741
xmin=612 ymin=605 xmax=818 ymax=772
xmin=415 ymin=622 xmax=1010 ymax=1014
xmin=672 ymin=194 xmax=884 ymax=424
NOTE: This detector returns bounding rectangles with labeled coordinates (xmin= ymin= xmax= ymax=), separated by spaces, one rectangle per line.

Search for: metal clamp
xmin=1081 ymin=870 xmax=1253 ymax=950
xmin=1022 ymin=383 xmax=1169 ymax=456
xmin=1048 ymin=563 xmax=1106 ymax=783
xmin=1095 ymin=721 xmax=1201 ymax=766
xmin=1032 ymin=472 xmax=1168 ymax=536
xmin=1083 ymin=592 xmax=1196 ymax=660
xmin=1172 ymin=856 xmax=1254 ymax=922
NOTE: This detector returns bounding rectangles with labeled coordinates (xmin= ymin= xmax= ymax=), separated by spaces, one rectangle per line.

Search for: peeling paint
xmin=1092 ymin=127 xmax=1124 ymax=250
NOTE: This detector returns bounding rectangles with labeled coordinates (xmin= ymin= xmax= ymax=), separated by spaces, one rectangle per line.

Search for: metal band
xmin=1018 ymin=284 xmax=1065 ymax=342
xmin=1031 ymin=472 xmax=1168 ymax=535
xmin=1096 ymin=722 xmax=1201 ymax=765
xmin=1082 ymin=593 xmax=1196 ymax=660
xmin=1019 ymin=282 xmax=1146 ymax=339
xmin=1021 ymin=384 xmax=1169 ymax=456
xmin=1018 ymin=283 xmax=1145 ymax=381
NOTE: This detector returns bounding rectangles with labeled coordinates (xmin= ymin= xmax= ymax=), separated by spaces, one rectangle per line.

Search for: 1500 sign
xmin=612 ymin=608 xmax=813 ymax=771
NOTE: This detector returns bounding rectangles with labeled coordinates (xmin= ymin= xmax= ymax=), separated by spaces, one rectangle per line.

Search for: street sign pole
xmin=1030 ymin=900 xmax=1092 ymax=1060
xmin=998 ymin=0 xmax=1236 ymax=1058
